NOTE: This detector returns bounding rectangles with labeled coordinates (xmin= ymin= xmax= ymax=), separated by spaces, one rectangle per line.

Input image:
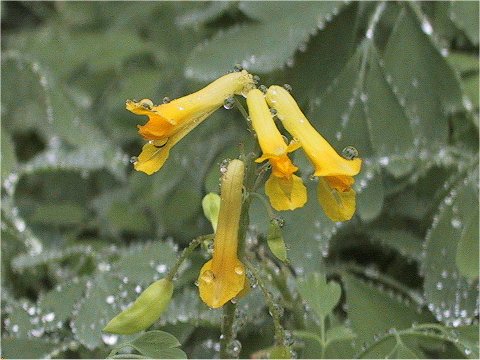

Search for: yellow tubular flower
xmin=198 ymin=159 xmax=246 ymax=308
xmin=246 ymin=89 xmax=306 ymax=211
xmin=128 ymin=70 xmax=255 ymax=175
xmin=265 ymin=86 xmax=362 ymax=221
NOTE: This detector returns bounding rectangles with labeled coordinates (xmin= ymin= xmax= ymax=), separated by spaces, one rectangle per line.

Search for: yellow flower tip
xmin=198 ymin=258 xmax=246 ymax=308
xmin=133 ymin=142 xmax=170 ymax=175
xmin=317 ymin=177 xmax=356 ymax=222
xmin=265 ymin=174 xmax=307 ymax=211
xmin=265 ymin=85 xmax=362 ymax=178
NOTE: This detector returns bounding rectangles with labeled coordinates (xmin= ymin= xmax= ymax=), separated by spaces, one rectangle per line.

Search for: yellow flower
xmin=128 ymin=70 xmax=255 ymax=175
xmin=265 ymin=86 xmax=362 ymax=221
xmin=198 ymin=159 xmax=246 ymax=308
xmin=246 ymin=89 xmax=306 ymax=211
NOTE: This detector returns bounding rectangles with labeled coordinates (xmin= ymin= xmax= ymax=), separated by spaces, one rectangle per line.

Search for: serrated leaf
xmin=185 ymin=1 xmax=344 ymax=80
xmin=455 ymin=204 xmax=479 ymax=279
xmin=12 ymin=245 xmax=94 ymax=271
xmin=450 ymin=1 xmax=479 ymax=45
xmin=326 ymin=325 xmax=356 ymax=345
xmin=31 ymin=202 xmax=86 ymax=226
xmin=297 ymin=272 xmax=341 ymax=319
xmin=344 ymin=274 xmax=431 ymax=345
xmin=128 ymin=330 xmax=186 ymax=359
xmin=424 ymin=169 xmax=479 ymax=325
xmin=383 ymin=9 xmax=463 ymax=146
xmin=369 ymin=229 xmax=423 ymax=261
xmin=72 ymin=274 xmax=132 ymax=350
xmin=37 ymin=278 xmax=86 ymax=331
xmin=1 ymin=338 xmax=57 ymax=359
xmin=310 ymin=41 xmax=415 ymax=178
xmin=355 ymin=167 xmax=384 ymax=221
xmin=113 ymin=241 xmax=178 ymax=285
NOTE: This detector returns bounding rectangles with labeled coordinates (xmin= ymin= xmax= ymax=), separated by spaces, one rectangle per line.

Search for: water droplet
xmin=253 ymin=75 xmax=260 ymax=84
xmin=270 ymin=108 xmax=277 ymax=116
xmin=360 ymin=93 xmax=368 ymax=103
xmin=156 ymin=264 xmax=167 ymax=273
xmin=234 ymin=266 xmax=244 ymax=275
xmin=162 ymin=96 xmax=171 ymax=104
xmin=335 ymin=131 xmax=343 ymax=140
xmin=379 ymin=156 xmax=390 ymax=166
xmin=366 ymin=28 xmax=374 ymax=39
xmin=436 ymin=282 xmax=444 ymax=290
xmin=226 ymin=339 xmax=241 ymax=357
xmin=342 ymin=146 xmax=359 ymax=160
xmin=283 ymin=84 xmax=293 ymax=93
xmin=451 ymin=218 xmax=462 ymax=229
xmin=233 ymin=64 xmax=243 ymax=72
xmin=258 ymin=85 xmax=267 ymax=94
xmin=201 ymin=270 xmax=215 ymax=283
xmin=139 ymin=99 xmax=153 ymax=110
xmin=42 ymin=312 xmax=55 ymax=322
xmin=102 ymin=333 xmax=118 ymax=346
xmin=223 ymin=97 xmax=235 ymax=110
xmin=135 ymin=285 xmax=142 ymax=294
xmin=421 ymin=20 xmax=433 ymax=35
xmin=129 ymin=156 xmax=138 ymax=164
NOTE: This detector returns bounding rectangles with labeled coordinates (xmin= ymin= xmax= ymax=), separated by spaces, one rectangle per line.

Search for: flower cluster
xmin=127 ymin=70 xmax=362 ymax=308
xmin=128 ymin=72 xmax=361 ymax=221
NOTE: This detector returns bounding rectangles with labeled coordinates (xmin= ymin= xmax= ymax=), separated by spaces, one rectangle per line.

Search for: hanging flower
xmin=265 ymin=85 xmax=362 ymax=221
xmin=198 ymin=159 xmax=246 ymax=308
xmin=246 ymin=89 xmax=307 ymax=211
xmin=128 ymin=70 xmax=255 ymax=175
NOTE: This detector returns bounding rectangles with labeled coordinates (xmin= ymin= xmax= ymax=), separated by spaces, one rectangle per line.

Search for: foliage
xmin=1 ymin=1 xmax=478 ymax=359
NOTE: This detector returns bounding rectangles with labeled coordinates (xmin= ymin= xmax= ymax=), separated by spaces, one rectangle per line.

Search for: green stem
xmin=165 ymin=234 xmax=213 ymax=282
xmin=319 ymin=316 xmax=326 ymax=359
xmin=245 ymin=259 xmax=286 ymax=346
xmin=220 ymin=301 xmax=238 ymax=359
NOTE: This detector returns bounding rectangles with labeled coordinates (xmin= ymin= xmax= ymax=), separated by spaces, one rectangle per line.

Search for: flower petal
xmin=317 ymin=177 xmax=356 ymax=221
xmin=265 ymin=174 xmax=307 ymax=211
xmin=198 ymin=258 xmax=246 ymax=308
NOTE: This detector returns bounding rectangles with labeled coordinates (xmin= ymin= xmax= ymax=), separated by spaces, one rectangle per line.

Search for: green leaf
xmin=369 ymin=229 xmax=423 ymax=261
xmin=383 ymin=9 xmax=463 ymax=146
xmin=455 ymin=204 xmax=479 ymax=279
xmin=326 ymin=325 xmax=356 ymax=345
xmin=453 ymin=325 xmax=480 ymax=359
xmin=309 ymin=41 xmax=415 ymax=178
xmin=297 ymin=272 xmax=341 ymax=319
xmin=355 ymin=167 xmax=384 ymax=222
xmin=37 ymin=278 xmax=86 ymax=331
xmin=31 ymin=202 xmax=86 ymax=226
xmin=344 ymin=274 xmax=431 ymax=345
xmin=447 ymin=52 xmax=479 ymax=75
xmin=424 ymin=169 xmax=479 ymax=325
xmin=202 ymin=192 xmax=221 ymax=232
xmin=1 ymin=129 xmax=17 ymax=181
xmin=71 ymin=274 xmax=132 ymax=350
xmin=394 ymin=341 xmax=424 ymax=359
xmin=11 ymin=245 xmax=93 ymax=271
xmin=266 ymin=219 xmax=288 ymax=262
xmin=128 ymin=330 xmax=186 ymax=359
xmin=1 ymin=338 xmax=57 ymax=359
xmin=450 ymin=1 xmax=479 ymax=45
xmin=113 ymin=241 xmax=178 ymax=285
xmin=185 ymin=1 xmax=345 ymax=80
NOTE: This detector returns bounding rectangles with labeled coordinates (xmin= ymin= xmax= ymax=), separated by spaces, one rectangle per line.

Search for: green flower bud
xmin=103 ymin=278 xmax=173 ymax=335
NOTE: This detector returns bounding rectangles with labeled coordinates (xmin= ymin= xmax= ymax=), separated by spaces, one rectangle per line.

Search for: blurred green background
xmin=1 ymin=1 xmax=478 ymax=359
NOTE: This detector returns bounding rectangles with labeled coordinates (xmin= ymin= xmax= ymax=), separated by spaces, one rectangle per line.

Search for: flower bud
xmin=103 ymin=278 xmax=173 ymax=335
